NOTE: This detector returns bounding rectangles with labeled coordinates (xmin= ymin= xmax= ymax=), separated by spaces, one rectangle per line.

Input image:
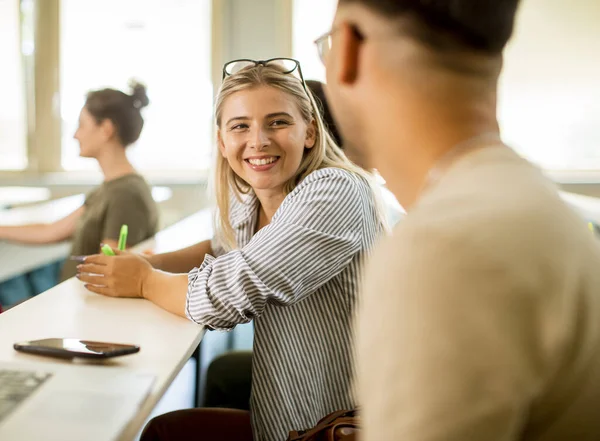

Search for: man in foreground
xmin=322 ymin=0 xmax=600 ymax=439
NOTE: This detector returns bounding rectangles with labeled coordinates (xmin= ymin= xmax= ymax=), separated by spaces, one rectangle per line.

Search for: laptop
xmin=0 ymin=360 xmax=154 ymax=441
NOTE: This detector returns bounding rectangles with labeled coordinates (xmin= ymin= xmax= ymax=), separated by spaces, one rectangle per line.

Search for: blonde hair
xmin=214 ymin=64 xmax=382 ymax=250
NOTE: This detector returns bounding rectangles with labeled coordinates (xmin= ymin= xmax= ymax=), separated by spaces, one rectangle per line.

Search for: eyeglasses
xmin=222 ymin=58 xmax=307 ymax=92
xmin=314 ymin=29 xmax=336 ymax=64
xmin=314 ymin=26 xmax=363 ymax=65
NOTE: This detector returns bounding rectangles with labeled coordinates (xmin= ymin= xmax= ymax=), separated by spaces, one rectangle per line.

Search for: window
xmin=60 ymin=0 xmax=213 ymax=171
xmin=499 ymin=0 xmax=600 ymax=170
xmin=292 ymin=0 xmax=338 ymax=83
xmin=0 ymin=0 xmax=28 ymax=170
xmin=291 ymin=0 xmax=600 ymax=172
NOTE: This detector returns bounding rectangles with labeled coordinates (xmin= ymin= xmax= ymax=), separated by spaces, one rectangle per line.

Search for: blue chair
xmin=0 ymin=260 xmax=63 ymax=308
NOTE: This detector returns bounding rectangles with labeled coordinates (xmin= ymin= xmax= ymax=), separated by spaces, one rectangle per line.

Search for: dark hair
xmin=306 ymin=80 xmax=342 ymax=147
xmin=339 ymin=0 xmax=521 ymax=54
xmin=84 ymin=81 xmax=149 ymax=147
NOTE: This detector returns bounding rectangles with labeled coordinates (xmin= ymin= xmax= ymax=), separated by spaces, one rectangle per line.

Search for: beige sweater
xmin=357 ymin=146 xmax=600 ymax=441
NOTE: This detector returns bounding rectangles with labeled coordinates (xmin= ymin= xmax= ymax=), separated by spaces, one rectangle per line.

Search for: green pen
xmin=101 ymin=244 xmax=116 ymax=256
xmin=118 ymin=224 xmax=128 ymax=251
xmin=100 ymin=224 xmax=128 ymax=256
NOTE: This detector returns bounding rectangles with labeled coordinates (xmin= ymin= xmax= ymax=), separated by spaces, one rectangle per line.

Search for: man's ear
xmin=337 ymin=22 xmax=362 ymax=85
xmin=217 ymin=130 xmax=227 ymax=157
xmin=305 ymin=120 xmax=317 ymax=149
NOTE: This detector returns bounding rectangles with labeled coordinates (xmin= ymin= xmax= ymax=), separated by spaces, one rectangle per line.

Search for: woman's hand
xmin=76 ymin=251 xmax=154 ymax=298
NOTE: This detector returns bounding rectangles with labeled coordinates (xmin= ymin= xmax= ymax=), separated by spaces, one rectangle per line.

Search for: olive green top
xmin=60 ymin=174 xmax=158 ymax=281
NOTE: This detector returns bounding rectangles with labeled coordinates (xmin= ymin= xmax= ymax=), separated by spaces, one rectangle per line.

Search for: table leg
xmin=191 ymin=342 xmax=202 ymax=407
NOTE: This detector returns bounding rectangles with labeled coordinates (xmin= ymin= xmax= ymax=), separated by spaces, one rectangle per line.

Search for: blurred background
xmin=0 ymin=0 xmax=598 ymax=429
xmin=0 ymin=0 xmax=338 ymax=226
xmin=0 ymin=0 xmax=598 ymax=227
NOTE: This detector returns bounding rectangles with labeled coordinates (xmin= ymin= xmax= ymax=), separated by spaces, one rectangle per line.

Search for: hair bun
xmin=129 ymin=80 xmax=149 ymax=109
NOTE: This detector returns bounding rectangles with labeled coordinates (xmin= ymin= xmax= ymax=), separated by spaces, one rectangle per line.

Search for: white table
xmin=0 ymin=194 xmax=85 ymax=226
xmin=560 ymin=191 xmax=600 ymax=224
xmin=0 ymin=208 xmax=213 ymax=440
xmin=0 ymin=188 xmax=174 ymax=284
xmin=0 ymin=187 xmax=51 ymax=208
xmin=0 ymin=187 xmax=171 ymax=227
xmin=136 ymin=209 xmax=212 ymax=253
xmin=0 ymin=195 xmax=85 ymax=284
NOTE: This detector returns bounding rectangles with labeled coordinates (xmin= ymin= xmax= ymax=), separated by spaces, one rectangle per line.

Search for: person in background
xmin=310 ymin=79 xmax=404 ymax=222
xmin=305 ymin=80 xmax=342 ymax=147
xmin=308 ymin=79 xmax=404 ymax=223
xmin=76 ymin=60 xmax=386 ymax=441
xmin=0 ymin=82 xmax=158 ymax=307
xmin=322 ymin=0 xmax=600 ymax=440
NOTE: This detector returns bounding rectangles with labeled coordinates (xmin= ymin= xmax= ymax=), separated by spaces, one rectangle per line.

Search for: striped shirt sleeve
xmin=186 ymin=169 xmax=368 ymax=330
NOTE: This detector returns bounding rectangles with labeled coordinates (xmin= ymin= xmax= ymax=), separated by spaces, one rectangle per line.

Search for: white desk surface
xmin=0 ymin=188 xmax=175 ymax=283
xmin=0 ymin=194 xmax=85 ymax=226
xmin=0 ymin=242 xmax=72 ymax=284
xmin=560 ymin=191 xmax=600 ymax=224
xmin=0 ymin=187 xmax=170 ymax=227
xmin=0 ymin=187 xmax=51 ymax=208
xmin=0 ymin=186 xmax=173 ymax=225
xmin=0 ymin=208 xmax=213 ymax=441
xmin=0 ymin=195 xmax=86 ymax=283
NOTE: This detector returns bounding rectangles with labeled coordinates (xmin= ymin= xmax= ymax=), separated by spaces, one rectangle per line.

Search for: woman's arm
xmin=76 ymin=239 xmax=215 ymax=315
xmin=77 ymin=171 xmax=379 ymax=326
xmin=185 ymin=171 xmax=375 ymax=330
xmin=77 ymin=252 xmax=189 ymax=318
xmin=146 ymin=240 xmax=213 ymax=273
xmin=143 ymin=270 xmax=189 ymax=317
xmin=0 ymin=206 xmax=85 ymax=244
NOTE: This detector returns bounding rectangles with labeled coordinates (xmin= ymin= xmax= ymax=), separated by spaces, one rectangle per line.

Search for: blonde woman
xmin=77 ymin=58 xmax=385 ymax=441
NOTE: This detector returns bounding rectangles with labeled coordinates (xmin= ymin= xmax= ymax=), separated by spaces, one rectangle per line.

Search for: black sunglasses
xmin=222 ymin=58 xmax=308 ymax=93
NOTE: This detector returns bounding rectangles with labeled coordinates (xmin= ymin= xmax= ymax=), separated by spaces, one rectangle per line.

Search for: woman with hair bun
xmin=0 ymin=81 xmax=158 ymax=306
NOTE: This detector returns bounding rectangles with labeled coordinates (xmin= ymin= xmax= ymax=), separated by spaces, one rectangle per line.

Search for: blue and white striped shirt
xmin=186 ymin=167 xmax=384 ymax=441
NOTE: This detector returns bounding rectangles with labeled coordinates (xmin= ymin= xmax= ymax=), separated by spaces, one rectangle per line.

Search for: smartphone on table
xmin=14 ymin=338 xmax=140 ymax=359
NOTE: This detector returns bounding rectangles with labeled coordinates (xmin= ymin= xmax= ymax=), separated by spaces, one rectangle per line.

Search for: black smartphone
xmin=14 ymin=338 xmax=140 ymax=359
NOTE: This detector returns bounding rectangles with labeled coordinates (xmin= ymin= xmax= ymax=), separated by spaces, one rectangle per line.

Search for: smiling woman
xmin=216 ymin=85 xmax=317 ymax=244
xmin=219 ymin=89 xmax=315 ymax=188
xmin=213 ymin=60 xmax=361 ymax=251
xmin=76 ymin=59 xmax=386 ymax=441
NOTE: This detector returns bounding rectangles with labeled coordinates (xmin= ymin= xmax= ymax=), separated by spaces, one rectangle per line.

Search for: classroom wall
xmin=210 ymin=0 xmax=292 ymax=95
xmin=220 ymin=0 xmax=291 ymax=61
xmin=499 ymin=0 xmax=600 ymax=174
